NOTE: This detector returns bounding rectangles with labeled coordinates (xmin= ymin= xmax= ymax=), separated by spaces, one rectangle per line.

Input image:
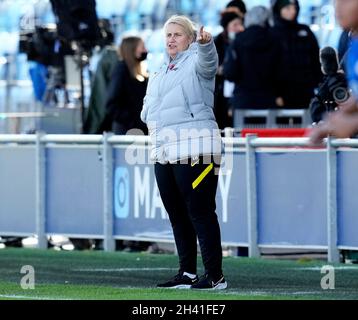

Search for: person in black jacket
xmin=99 ymin=36 xmax=148 ymax=135
xmin=271 ymin=0 xmax=322 ymax=109
xmin=214 ymin=9 xmax=244 ymax=129
xmin=224 ymin=6 xmax=283 ymax=114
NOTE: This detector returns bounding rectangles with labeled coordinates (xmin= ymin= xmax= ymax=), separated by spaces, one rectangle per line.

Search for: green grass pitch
xmin=0 ymin=248 xmax=357 ymax=300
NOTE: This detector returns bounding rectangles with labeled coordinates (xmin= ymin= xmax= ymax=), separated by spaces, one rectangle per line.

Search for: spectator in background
xmin=335 ymin=0 xmax=358 ymax=101
xmin=224 ymin=5 xmax=283 ymax=126
xmin=97 ymin=37 xmax=149 ymax=251
xmin=99 ymin=37 xmax=148 ymax=135
xmin=214 ymin=10 xmax=244 ymax=129
xmin=338 ymin=29 xmax=351 ymax=72
xmin=83 ymin=46 xmax=118 ymax=134
xmin=271 ymin=0 xmax=322 ymax=109
xmin=226 ymin=0 xmax=247 ymax=16
xmin=84 ymin=19 xmax=119 ymax=134
xmin=310 ymin=0 xmax=358 ymax=144
xmin=349 ymin=39 xmax=358 ymax=101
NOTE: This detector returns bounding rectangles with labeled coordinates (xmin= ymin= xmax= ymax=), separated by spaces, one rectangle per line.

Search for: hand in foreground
xmin=309 ymin=101 xmax=358 ymax=145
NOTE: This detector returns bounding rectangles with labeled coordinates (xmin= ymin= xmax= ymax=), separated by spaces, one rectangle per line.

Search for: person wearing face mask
xmin=99 ymin=36 xmax=148 ymax=135
xmin=214 ymin=9 xmax=245 ymax=129
xmin=271 ymin=0 xmax=322 ymax=109
xmin=141 ymin=15 xmax=227 ymax=290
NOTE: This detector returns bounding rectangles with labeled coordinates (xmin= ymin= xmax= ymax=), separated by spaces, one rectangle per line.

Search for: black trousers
xmin=154 ymin=155 xmax=223 ymax=279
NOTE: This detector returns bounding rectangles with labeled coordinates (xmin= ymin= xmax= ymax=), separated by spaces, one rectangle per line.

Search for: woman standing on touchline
xmin=141 ymin=15 xmax=227 ymax=290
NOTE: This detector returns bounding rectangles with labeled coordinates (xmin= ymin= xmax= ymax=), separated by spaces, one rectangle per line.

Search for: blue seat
xmin=125 ymin=11 xmax=141 ymax=31
xmin=109 ymin=0 xmax=130 ymax=16
xmin=180 ymin=0 xmax=195 ymax=15
xmin=138 ymin=0 xmax=157 ymax=16
xmin=96 ymin=0 xmax=116 ymax=18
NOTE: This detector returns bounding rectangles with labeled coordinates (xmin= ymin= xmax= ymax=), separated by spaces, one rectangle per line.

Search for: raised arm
xmin=195 ymin=26 xmax=218 ymax=79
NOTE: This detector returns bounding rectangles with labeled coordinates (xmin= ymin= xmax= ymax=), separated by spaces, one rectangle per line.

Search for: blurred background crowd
xmin=0 ymin=0 xmax=349 ymax=135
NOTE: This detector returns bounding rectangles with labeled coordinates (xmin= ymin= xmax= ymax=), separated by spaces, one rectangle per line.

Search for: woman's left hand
xmin=197 ymin=26 xmax=212 ymax=44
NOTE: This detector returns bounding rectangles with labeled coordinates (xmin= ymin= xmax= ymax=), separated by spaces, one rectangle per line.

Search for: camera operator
xmin=309 ymin=46 xmax=350 ymax=123
xmin=20 ymin=25 xmax=73 ymax=106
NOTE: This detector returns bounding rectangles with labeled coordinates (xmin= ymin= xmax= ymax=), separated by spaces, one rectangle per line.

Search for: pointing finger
xmin=197 ymin=26 xmax=205 ymax=42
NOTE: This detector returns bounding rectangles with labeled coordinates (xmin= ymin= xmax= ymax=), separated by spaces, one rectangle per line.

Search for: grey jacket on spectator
xmin=141 ymin=39 xmax=222 ymax=164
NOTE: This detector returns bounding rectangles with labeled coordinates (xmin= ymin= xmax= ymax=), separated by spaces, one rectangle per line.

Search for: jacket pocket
xmin=180 ymin=83 xmax=194 ymax=118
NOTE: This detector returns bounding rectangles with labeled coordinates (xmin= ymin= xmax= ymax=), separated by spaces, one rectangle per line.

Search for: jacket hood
xmin=245 ymin=6 xmax=271 ymax=29
xmin=271 ymin=0 xmax=300 ymax=23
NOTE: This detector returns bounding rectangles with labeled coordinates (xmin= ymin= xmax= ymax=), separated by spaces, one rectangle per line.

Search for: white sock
xmin=183 ymin=272 xmax=197 ymax=279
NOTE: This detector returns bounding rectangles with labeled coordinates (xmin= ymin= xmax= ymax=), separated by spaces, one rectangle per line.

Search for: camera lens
xmin=333 ymin=87 xmax=349 ymax=103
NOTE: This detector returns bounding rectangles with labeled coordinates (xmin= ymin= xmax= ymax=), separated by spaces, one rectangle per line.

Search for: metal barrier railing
xmin=0 ymin=133 xmax=356 ymax=262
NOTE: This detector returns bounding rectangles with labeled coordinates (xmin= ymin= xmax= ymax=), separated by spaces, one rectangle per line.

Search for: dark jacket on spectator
xmin=214 ymin=31 xmax=233 ymax=128
xmin=99 ymin=61 xmax=148 ymax=135
xmin=271 ymin=0 xmax=322 ymax=108
xmin=224 ymin=25 xmax=282 ymax=109
xmin=84 ymin=47 xmax=118 ymax=134
xmin=215 ymin=32 xmax=230 ymax=68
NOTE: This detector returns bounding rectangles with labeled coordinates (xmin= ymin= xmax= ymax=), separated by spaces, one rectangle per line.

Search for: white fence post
xmin=35 ymin=132 xmax=47 ymax=249
xmin=327 ymin=137 xmax=340 ymax=263
xmin=103 ymin=132 xmax=115 ymax=252
xmin=246 ymin=134 xmax=260 ymax=257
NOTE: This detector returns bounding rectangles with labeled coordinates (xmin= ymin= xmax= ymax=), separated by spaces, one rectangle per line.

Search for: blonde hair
xmin=164 ymin=15 xmax=197 ymax=43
